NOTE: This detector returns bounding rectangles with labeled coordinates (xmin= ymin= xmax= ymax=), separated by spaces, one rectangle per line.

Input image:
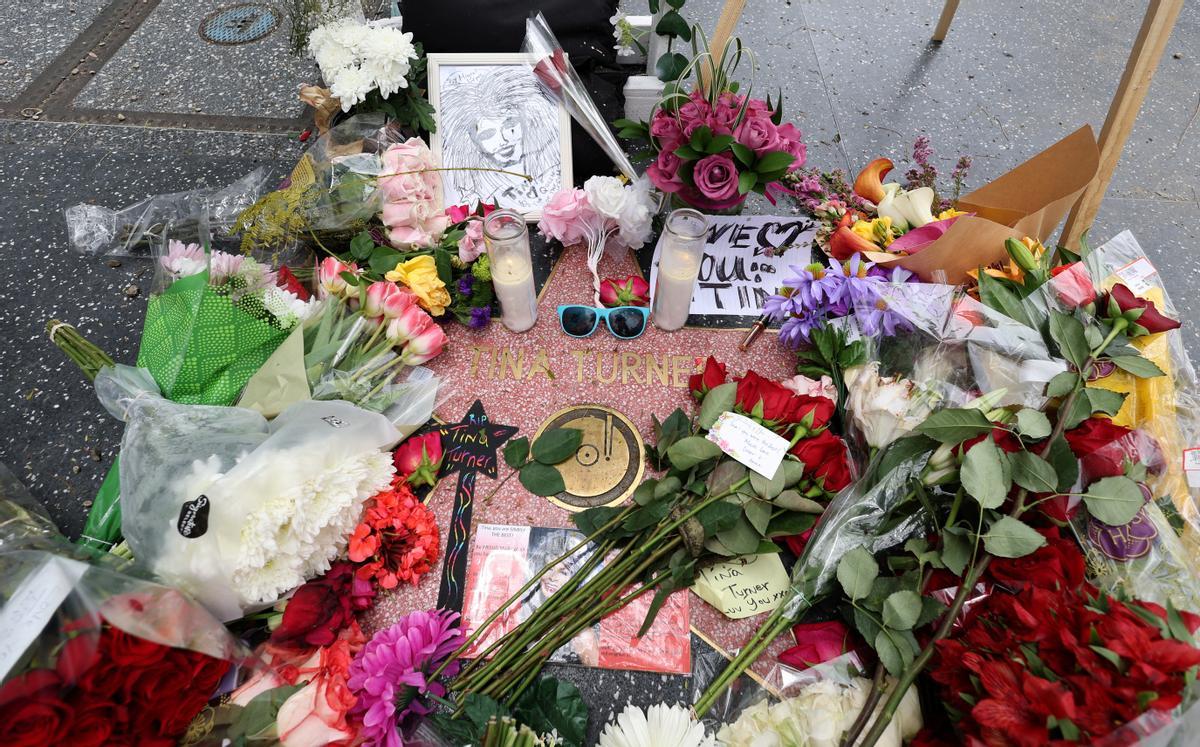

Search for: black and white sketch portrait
xmin=428 ymin=54 xmax=572 ymax=219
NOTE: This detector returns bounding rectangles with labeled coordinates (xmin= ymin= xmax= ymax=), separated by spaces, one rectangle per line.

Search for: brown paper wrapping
xmin=867 ymin=125 xmax=1100 ymax=283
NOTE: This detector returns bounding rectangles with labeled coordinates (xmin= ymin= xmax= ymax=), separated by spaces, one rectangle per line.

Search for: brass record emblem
xmin=533 ymin=405 xmax=645 ymax=511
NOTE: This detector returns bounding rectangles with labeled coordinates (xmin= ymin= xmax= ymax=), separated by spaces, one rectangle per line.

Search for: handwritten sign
xmin=649 ymin=215 xmax=815 ymax=318
xmin=692 ymin=553 xmax=790 ymax=620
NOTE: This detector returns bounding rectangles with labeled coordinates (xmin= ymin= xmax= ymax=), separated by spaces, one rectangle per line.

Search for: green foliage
xmin=915 ymin=408 xmax=994 ymax=444
xmin=983 ymin=516 xmax=1046 ymax=558
xmin=961 ymin=437 xmax=1011 ymax=509
xmin=1084 ymin=475 xmax=1145 ymax=526
xmin=837 ymin=547 xmax=879 ymax=601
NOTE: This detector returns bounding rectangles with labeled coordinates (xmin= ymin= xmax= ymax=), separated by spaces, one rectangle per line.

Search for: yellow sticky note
xmin=692 ymin=553 xmax=790 ymax=620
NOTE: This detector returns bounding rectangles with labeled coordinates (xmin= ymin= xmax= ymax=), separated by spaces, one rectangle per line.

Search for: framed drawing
xmin=427 ymin=53 xmax=573 ymax=221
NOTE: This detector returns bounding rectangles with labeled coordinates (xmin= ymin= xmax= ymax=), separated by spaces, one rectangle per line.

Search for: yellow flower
xmin=850 ymin=216 xmax=894 ymax=248
xmin=386 ymin=255 xmax=451 ymax=316
xmin=967 ymin=237 xmax=1046 ymax=284
xmin=936 ymin=208 xmax=966 ymax=221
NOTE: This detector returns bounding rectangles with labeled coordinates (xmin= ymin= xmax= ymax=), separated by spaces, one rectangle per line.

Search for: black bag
xmin=401 ymin=0 xmax=627 ymax=182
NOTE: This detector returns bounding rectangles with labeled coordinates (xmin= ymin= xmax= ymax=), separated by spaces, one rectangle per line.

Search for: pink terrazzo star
xmin=365 ymin=243 xmax=796 ymax=680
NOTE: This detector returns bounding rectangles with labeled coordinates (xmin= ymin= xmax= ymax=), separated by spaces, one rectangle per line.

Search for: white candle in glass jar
xmin=484 ymin=209 xmax=538 ymax=333
xmin=653 ymin=209 xmax=708 ymax=331
xmin=491 ymin=252 xmax=537 ymax=332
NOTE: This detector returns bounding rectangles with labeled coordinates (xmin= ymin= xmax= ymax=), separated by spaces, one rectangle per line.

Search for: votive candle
xmin=484 ymin=209 xmax=537 ymax=332
xmin=652 ymin=208 xmax=708 ymax=331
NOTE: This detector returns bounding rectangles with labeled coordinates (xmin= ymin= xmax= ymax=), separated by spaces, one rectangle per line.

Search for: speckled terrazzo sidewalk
xmin=0 ymin=0 xmax=1197 ymax=742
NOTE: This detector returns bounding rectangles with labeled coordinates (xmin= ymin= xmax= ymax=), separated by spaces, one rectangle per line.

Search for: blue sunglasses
xmin=557 ymin=305 xmax=648 ymax=339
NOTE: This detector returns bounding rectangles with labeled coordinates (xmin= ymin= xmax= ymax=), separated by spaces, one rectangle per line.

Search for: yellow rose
xmin=385 ymin=255 xmax=451 ymax=316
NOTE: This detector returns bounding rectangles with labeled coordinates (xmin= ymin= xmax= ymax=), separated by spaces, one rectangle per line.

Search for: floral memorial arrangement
xmin=16 ymin=4 xmax=1200 ymax=747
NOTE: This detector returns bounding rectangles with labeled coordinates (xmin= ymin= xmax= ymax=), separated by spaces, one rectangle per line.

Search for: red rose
xmin=783 ymin=527 xmax=814 ymax=558
xmin=779 ymin=620 xmax=859 ymax=671
xmin=1048 ymin=262 xmax=1096 ymax=308
xmin=104 ymin=626 xmax=167 ymax=668
xmin=272 ymin=561 xmax=373 ymax=648
xmin=70 ymin=700 xmax=118 ymax=747
xmin=736 ymin=370 xmax=834 ymax=430
xmin=55 ymin=631 xmax=101 ymax=685
xmin=393 ymin=431 xmax=444 ymax=488
xmin=1065 ymin=417 xmax=1164 ymax=482
xmin=988 ymin=525 xmax=1085 ymax=591
xmin=688 ymin=357 xmax=727 ymax=401
xmin=790 ymin=430 xmax=852 ymax=492
xmin=0 ymin=670 xmax=71 ymax=747
xmin=961 ymin=425 xmax=1023 ymax=454
xmin=1108 ymin=283 xmax=1181 ymax=334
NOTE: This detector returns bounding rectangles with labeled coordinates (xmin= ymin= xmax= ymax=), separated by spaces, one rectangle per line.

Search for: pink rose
xmin=446 ymin=204 xmax=472 ymax=223
xmin=646 ymin=150 xmax=684 ymax=194
xmin=538 ymin=188 xmax=590 ymax=245
xmin=400 ymin=314 xmax=448 ymax=365
xmin=458 ymin=218 xmax=486 ymax=263
xmin=649 ymin=111 xmax=683 ymax=150
xmin=693 ymin=153 xmax=740 ymax=203
xmin=735 ymin=116 xmax=780 ymax=154
xmin=775 ymin=123 xmax=807 ymax=170
xmin=743 ymin=97 xmax=771 ymax=118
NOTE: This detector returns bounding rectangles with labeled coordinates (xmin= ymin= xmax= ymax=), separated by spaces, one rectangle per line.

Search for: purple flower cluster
xmin=468 ymin=306 xmax=492 ymax=329
xmin=764 ymin=253 xmax=917 ymax=347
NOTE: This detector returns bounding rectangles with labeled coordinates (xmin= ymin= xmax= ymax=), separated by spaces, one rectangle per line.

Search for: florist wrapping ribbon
xmin=867 ymin=125 xmax=1100 ymax=283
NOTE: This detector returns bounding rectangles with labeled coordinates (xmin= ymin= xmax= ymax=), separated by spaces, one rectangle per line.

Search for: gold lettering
xmin=469 ymin=345 xmax=485 ymax=378
xmin=596 ymin=351 xmax=620 ymax=385
xmin=571 ymin=350 xmax=589 ymax=383
xmin=646 ymin=354 xmax=669 ymax=386
xmin=671 ymin=355 xmax=695 ymax=388
xmin=621 ymin=353 xmax=644 ymax=384
xmin=528 ymin=350 xmax=552 ymax=379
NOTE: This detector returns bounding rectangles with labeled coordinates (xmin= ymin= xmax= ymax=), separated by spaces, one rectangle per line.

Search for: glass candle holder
xmin=652 ymin=208 xmax=708 ymax=331
xmin=484 ymin=209 xmax=537 ymax=332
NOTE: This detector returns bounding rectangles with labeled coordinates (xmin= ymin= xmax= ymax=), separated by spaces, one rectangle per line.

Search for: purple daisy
xmin=857 ymin=286 xmax=912 ymax=337
xmin=778 ymin=309 xmax=828 ymax=348
xmin=348 ymin=609 xmax=464 ymax=746
xmin=838 ymin=254 xmax=882 ymax=306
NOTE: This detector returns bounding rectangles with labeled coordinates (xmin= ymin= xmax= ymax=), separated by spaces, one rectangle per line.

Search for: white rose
xmin=584 ymin=175 xmax=630 ymax=220
xmin=844 ymin=362 xmax=935 ymax=449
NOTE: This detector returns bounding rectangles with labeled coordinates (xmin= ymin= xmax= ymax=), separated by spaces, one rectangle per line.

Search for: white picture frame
xmin=427 ymin=53 xmax=573 ymax=222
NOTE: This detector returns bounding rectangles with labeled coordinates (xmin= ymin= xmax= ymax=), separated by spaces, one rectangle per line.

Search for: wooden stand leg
xmin=1060 ymin=0 xmax=1184 ymax=249
xmin=932 ymin=0 xmax=961 ymax=42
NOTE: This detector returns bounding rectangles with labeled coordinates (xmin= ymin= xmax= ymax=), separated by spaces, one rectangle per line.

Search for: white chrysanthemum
xmin=231 ymin=449 xmax=393 ymax=604
xmin=599 ymin=704 xmax=715 ymax=747
xmin=716 ymin=678 xmax=922 ymax=747
xmin=308 ymin=17 xmax=417 ymax=111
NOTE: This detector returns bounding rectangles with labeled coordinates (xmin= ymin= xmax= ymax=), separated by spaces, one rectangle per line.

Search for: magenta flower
xmin=348 ymin=609 xmax=464 ymax=746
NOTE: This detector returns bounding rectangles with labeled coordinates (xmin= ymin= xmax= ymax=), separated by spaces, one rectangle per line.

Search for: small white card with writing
xmin=649 ymin=214 xmax=815 ymax=318
xmin=0 ymin=557 xmax=89 ymax=679
xmin=706 ymin=411 xmax=789 ymax=480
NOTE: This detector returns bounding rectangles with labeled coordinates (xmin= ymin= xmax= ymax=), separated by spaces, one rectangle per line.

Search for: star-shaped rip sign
xmin=432 ymin=400 xmax=518 ymax=611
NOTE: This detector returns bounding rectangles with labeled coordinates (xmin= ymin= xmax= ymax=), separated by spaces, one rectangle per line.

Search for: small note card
xmin=706 ymin=411 xmax=789 ymax=480
xmin=693 ymin=553 xmax=791 ymax=619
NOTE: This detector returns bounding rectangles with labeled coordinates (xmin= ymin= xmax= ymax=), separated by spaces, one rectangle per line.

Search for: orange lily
xmin=853 ymin=158 xmax=894 ymax=204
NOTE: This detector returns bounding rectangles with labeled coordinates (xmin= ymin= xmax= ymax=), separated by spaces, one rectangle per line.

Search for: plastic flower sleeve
xmin=695 ymin=650 xmax=924 ymax=746
xmin=0 ymin=472 xmax=258 ymax=745
xmin=523 ymin=12 xmax=637 ymax=180
xmin=96 ymin=364 xmax=401 ymax=620
xmin=63 ymin=167 xmax=269 ymax=257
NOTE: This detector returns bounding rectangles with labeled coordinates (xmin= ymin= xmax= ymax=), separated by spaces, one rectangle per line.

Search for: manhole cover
xmin=199 ymin=3 xmax=280 ymax=45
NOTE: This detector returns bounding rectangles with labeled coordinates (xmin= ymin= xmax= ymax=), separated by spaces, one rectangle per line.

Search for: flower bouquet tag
xmin=1114 ymin=257 xmax=1158 ymax=295
xmin=706 ymin=412 xmax=789 ymax=480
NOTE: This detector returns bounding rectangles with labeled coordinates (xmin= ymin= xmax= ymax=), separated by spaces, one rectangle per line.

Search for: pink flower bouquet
xmin=619 ymin=90 xmax=805 ymax=212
